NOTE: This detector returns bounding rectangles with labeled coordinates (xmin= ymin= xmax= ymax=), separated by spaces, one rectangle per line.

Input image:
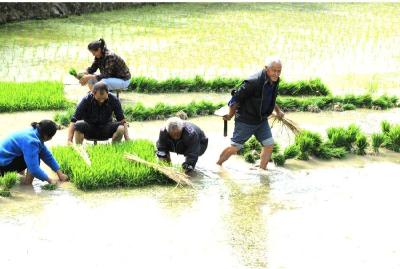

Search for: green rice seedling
xmin=295 ymin=135 xmax=313 ymax=161
xmin=52 ymin=140 xmax=171 ymax=191
xmin=343 ymin=103 xmax=356 ymax=111
xmin=385 ymin=125 xmax=400 ymax=152
xmin=371 ymin=133 xmax=385 ymax=153
xmin=123 ymin=101 xmax=225 ymax=122
xmin=327 ymin=127 xmax=348 ymax=149
xmin=313 ymin=142 xmax=347 ymax=160
xmin=272 ymin=143 xmax=281 ymax=154
xmin=355 ymin=134 xmax=369 ymax=155
xmin=278 ymin=78 xmax=330 ymax=96
xmin=346 ymin=124 xmax=362 ymax=146
xmin=54 ymin=107 xmax=75 ymax=127
xmin=356 ymin=94 xmax=373 ymax=108
xmin=272 ymin=153 xmax=285 ymax=166
xmin=0 ymin=172 xmax=19 ymax=190
xmin=381 ymin=120 xmax=391 ymax=134
xmin=372 ymin=96 xmax=389 ymax=109
xmin=295 ymin=130 xmax=322 ymax=154
xmin=241 ymin=136 xmax=262 ymax=155
xmin=130 ymin=76 xmax=241 ymax=93
xmin=283 ymin=144 xmax=300 ymax=160
xmin=327 ymin=125 xmax=361 ymax=151
xmin=0 ymin=81 xmax=69 ymax=112
xmin=130 ymin=76 xmax=329 ymax=95
xmin=276 ymin=97 xmax=301 ymax=112
xmin=69 ymin=68 xmax=84 ymax=80
xmin=0 ymin=172 xmax=19 ymax=197
xmin=41 ymin=183 xmax=57 ymax=191
xmin=244 ymin=152 xmax=256 ymax=163
xmin=0 ymin=190 xmax=11 ymax=197
xmin=69 ymin=68 xmax=78 ymax=77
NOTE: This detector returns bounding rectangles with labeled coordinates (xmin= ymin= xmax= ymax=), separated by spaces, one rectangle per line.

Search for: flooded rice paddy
xmin=1 ymin=100 xmax=400 ymax=268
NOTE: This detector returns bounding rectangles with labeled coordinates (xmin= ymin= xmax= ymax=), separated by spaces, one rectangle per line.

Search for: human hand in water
xmin=57 ymin=172 xmax=69 ymax=182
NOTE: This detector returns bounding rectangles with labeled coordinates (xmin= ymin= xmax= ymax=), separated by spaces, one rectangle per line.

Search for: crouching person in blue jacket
xmin=0 ymin=120 xmax=68 ymax=185
xmin=156 ymin=117 xmax=208 ymax=174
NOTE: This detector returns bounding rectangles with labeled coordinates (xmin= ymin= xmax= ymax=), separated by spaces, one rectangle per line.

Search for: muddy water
xmin=1 ymin=108 xmax=400 ymax=269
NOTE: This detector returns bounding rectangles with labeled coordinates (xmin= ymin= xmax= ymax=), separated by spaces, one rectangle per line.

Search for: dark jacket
xmin=87 ymin=49 xmax=131 ymax=81
xmin=71 ymin=92 xmax=125 ymax=125
xmin=233 ymin=69 xmax=279 ymax=124
xmin=156 ymin=122 xmax=208 ymax=168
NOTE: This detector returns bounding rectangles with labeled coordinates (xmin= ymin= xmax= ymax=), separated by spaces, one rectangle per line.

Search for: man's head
xmin=166 ymin=117 xmax=184 ymax=140
xmin=93 ymin=82 xmax=109 ymax=104
xmin=265 ymin=57 xmax=282 ymax=82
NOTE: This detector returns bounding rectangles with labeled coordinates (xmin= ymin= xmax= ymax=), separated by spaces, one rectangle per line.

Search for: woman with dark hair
xmin=79 ymin=38 xmax=131 ymax=92
xmin=0 ymin=120 xmax=68 ymax=185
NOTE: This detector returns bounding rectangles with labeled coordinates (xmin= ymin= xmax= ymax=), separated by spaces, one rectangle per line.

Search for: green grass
xmin=0 ymin=172 xmax=19 ymax=197
xmin=0 ymin=81 xmax=69 ymax=112
xmin=51 ymin=140 xmax=171 ymax=191
xmin=1 ymin=3 xmax=400 ymax=93
xmin=130 ymin=76 xmax=330 ymax=96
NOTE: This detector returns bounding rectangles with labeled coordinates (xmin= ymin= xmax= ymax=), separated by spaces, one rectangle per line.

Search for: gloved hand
xmin=182 ymin=163 xmax=194 ymax=173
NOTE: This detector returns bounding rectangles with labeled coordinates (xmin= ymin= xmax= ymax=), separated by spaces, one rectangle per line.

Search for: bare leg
xmin=112 ymin=125 xmax=125 ymax=143
xmin=259 ymin=144 xmax=274 ymax=170
xmin=75 ymin=131 xmax=85 ymax=145
xmin=123 ymin=123 xmax=130 ymax=141
xmin=20 ymin=171 xmax=34 ymax=185
xmin=217 ymin=146 xmax=240 ymax=165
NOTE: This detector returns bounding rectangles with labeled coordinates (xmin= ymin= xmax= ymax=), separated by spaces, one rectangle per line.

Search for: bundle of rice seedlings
xmin=0 ymin=190 xmax=11 ymax=197
xmin=327 ymin=124 xmax=361 ymax=151
xmin=272 ymin=153 xmax=285 ymax=166
xmin=125 ymin=153 xmax=192 ymax=187
xmin=244 ymin=152 xmax=256 ymax=164
xmin=269 ymin=114 xmax=301 ymax=135
xmin=295 ymin=130 xmax=322 ymax=154
xmin=296 ymin=135 xmax=313 ymax=160
xmin=343 ymin=103 xmax=356 ymax=111
xmin=371 ymin=133 xmax=385 ymax=153
xmin=385 ymin=125 xmax=400 ymax=152
xmin=313 ymin=142 xmax=347 ymax=160
xmin=381 ymin=120 xmax=391 ymax=134
xmin=241 ymin=136 xmax=262 ymax=155
xmin=355 ymin=134 xmax=369 ymax=155
xmin=69 ymin=68 xmax=84 ymax=79
xmin=0 ymin=172 xmax=19 ymax=197
xmin=283 ymin=144 xmax=300 ymax=160
xmin=41 ymin=183 xmax=57 ymax=191
xmin=272 ymin=143 xmax=281 ymax=154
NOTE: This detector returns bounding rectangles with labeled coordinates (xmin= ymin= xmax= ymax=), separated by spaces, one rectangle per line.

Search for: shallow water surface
xmin=1 ymin=108 xmax=400 ymax=269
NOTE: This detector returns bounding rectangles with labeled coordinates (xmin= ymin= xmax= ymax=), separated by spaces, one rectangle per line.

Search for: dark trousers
xmin=0 ymin=156 xmax=27 ymax=176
